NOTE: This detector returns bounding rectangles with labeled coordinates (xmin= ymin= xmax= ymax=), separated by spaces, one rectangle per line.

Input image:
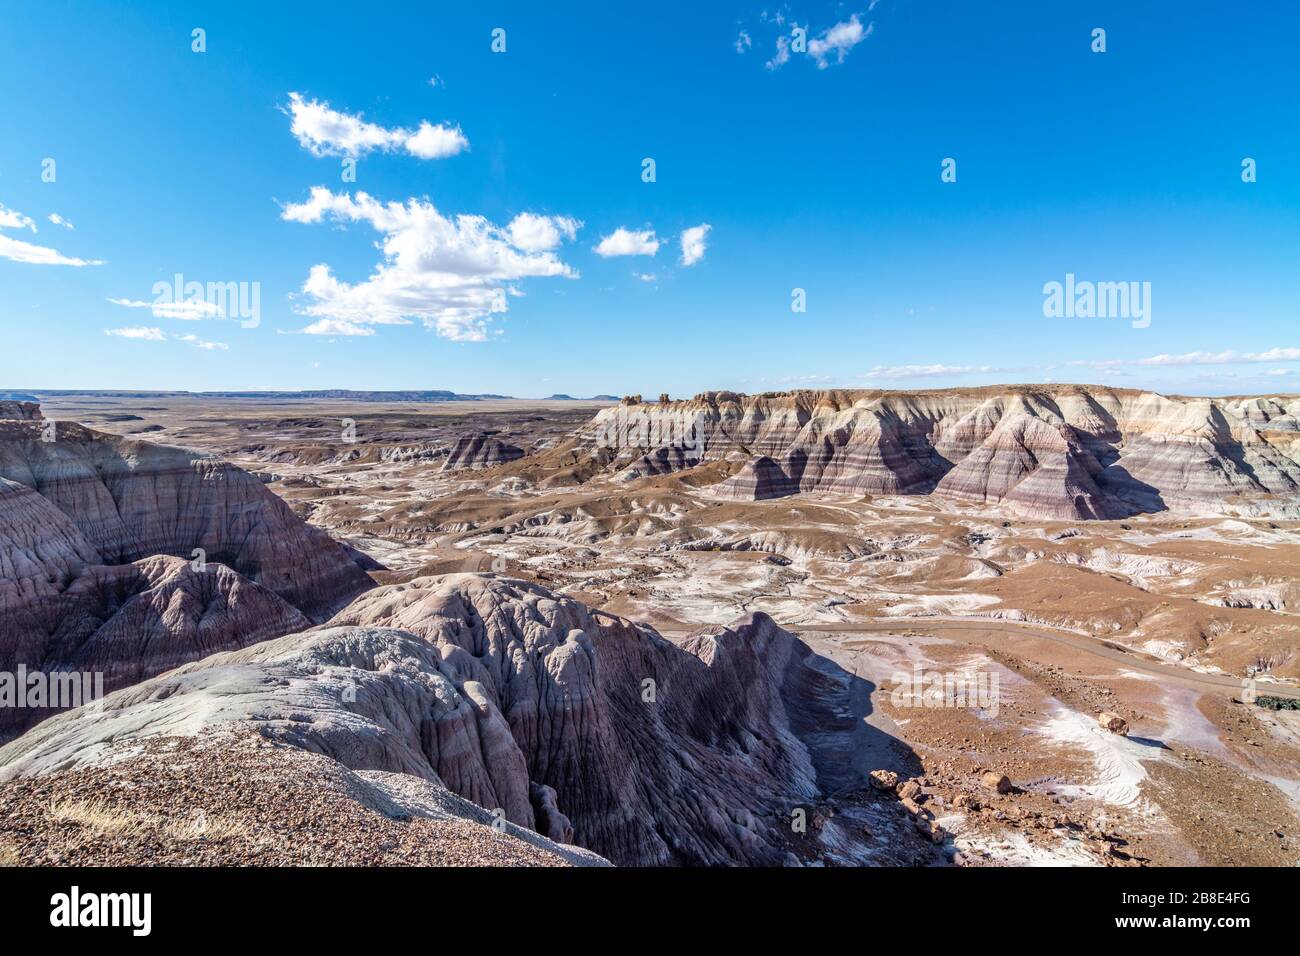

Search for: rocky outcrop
xmin=0 ymin=415 xmax=375 ymax=732
xmin=0 ymin=402 xmax=41 ymax=422
xmin=584 ymin=386 xmax=1300 ymax=518
xmin=0 ymin=731 xmax=607 ymax=866
xmin=441 ymin=433 xmax=525 ymax=471
xmin=933 ymin=414 xmax=1120 ymax=520
xmin=46 ymin=555 xmax=312 ymax=692
xmin=0 ymin=418 xmax=373 ymax=620
xmin=329 ymin=574 xmax=851 ymax=865
xmin=0 ymin=517 xmax=314 ymax=735
xmin=0 ymin=574 xmax=864 ymax=866
xmin=1103 ymin=398 xmax=1300 ymax=512
xmin=708 ymin=404 xmax=949 ymax=500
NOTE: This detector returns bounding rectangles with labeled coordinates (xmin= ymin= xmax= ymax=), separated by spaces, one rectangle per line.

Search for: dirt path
xmin=661 ymin=614 xmax=1300 ymax=700
xmin=803 ymin=617 xmax=1300 ymax=701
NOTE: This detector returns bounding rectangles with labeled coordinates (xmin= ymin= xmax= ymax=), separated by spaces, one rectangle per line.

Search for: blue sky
xmin=1 ymin=1 xmax=1297 ymax=397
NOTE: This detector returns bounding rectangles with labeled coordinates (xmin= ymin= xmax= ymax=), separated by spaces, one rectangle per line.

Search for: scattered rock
xmin=981 ymin=772 xmax=1012 ymax=794
xmin=870 ymin=770 xmax=899 ymax=792
xmin=1098 ymin=712 xmax=1129 ymax=735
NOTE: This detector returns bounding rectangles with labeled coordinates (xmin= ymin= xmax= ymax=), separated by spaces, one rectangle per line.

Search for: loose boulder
xmin=1098 ymin=712 xmax=1129 ymax=735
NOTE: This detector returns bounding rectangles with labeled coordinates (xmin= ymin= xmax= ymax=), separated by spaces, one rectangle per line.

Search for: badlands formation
xmin=1 ymin=385 xmax=1300 ymax=867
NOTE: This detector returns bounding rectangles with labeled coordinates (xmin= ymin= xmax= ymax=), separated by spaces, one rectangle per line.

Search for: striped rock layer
xmin=1 ymin=574 xmax=863 ymax=866
xmin=0 ymin=409 xmax=374 ymax=732
xmin=588 ymin=386 xmax=1300 ymax=519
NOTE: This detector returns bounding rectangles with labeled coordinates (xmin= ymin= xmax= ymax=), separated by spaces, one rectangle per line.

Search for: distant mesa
xmin=582 ymin=385 xmax=1300 ymax=521
xmin=4 ymin=389 xmax=514 ymax=402
xmin=11 ymin=388 xmax=619 ymax=404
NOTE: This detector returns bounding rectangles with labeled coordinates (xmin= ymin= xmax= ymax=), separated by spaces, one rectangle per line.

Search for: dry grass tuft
xmin=47 ymin=798 xmax=249 ymax=843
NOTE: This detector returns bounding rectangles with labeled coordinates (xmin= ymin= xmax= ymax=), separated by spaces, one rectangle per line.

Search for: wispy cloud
xmin=594 ymin=227 xmax=660 ymax=258
xmin=679 ymin=223 xmax=711 ymax=267
xmin=103 ymin=326 xmax=228 ymax=350
xmin=864 ymin=363 xmax=1000 ymax=380
xmin=778 ymin=373 xmax=836 ymax=385
xmin=105 ymin=326 xmax=166 ymax=341
xmin=0 ymin=201 xmax=101 ymax=266
xmin=285 ymin=92 xmax=468 ymax=160
xmin=281 ymin=187 xmax=579 ymax=341
xmin=761 ymin=11 xmax=875 ymax=71
xmin=765 ymin=35 xmax=792 ymax=70
xmin=108 ymin=297 xmax=224 ymax=320
xmin=177 ymin=333 xmax=228 ymax=351
xmin=47 ymin=213 xmax=74 ymax=230
xmin=809 ymin=14 xmax=872 ymax=69
xmin=1070 ymin=347 xmax=1300 ymax=370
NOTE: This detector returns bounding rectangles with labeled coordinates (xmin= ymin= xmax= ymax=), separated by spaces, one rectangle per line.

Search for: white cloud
xmin=594 ymin=227 xmax=660 ymax=258
xmin=734 ymin=30 xmax=753 ymax=53
xmin=427 ymin=74 xmax=443 ymax=88
xmin=765 ymin=35 xmax=791 ymax=70
xmin=679 ymin=223 xmax=711 ymax=267
xmin=779 ymin=373 xmax=835 ymax=384
xmin=405 ymin=121 xmax=470 ymax=160
xmin=765 ymin=12 xmax=874 ymax=71
xmin=281 ymin=187 xmax=579 ymax=341
xmin=506 ymin=212 xmax=581 ymax=252
xmin=177 ymin=333 xmax=228 ymax=351
xmin=285 ymin=92 xmax=468 ymax=160
xmin=0 ymin=201 xmax=101 ymax=266
xmin=0 ymin=205 xmax=35 ymax=231
xmin=864 ymin=363 xmax=997 ymax=380
xmin=1142 ymin=347 xmax=1300 ymax=366
xmin=105 ymin=326 xmax=165 ymax=341
xmin=47 ymin=213 xmax=74 ymax=230
xmin=0 ymin=236 xmax=102 ymax=266
xmin=104 ymin=325 xmax=228 ymax=350
xmin=634 ymin=272 xmax=657 ymax=282
xmin=1070 ymin=347 xmax=1300 ymax=370
xmin=108 ymin=297 xmax=224 ymax=320
xmin=298 ymin=317 xmax=378 ymax=337
xmin=808 ymin=14 xmax=872 ymax=69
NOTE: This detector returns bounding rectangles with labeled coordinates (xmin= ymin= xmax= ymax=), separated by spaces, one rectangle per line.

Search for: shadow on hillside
xmin=1097 ymin=463 xmax=1168 ymax=516
xmin=783 ymin=640 xmax=924 ymax=796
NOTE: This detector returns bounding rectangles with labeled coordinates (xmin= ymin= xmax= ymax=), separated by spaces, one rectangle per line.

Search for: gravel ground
xmin=0 ymin=731 xmax=606 ymax=867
